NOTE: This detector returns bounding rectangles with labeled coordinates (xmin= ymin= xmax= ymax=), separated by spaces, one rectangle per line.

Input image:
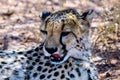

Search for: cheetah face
xmin=40 ymin=9 xmax=93 ymax=64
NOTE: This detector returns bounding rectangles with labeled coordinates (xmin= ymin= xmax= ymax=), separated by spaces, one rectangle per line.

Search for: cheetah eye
xmin=61 ymin=31 xmax=71 ymax=36
xmin=40 ymin=30 xmax=47 ymax=34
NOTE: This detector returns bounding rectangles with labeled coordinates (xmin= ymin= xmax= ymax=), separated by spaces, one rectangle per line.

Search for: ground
xmin=0 ymin=0 xmax=120 ymax=80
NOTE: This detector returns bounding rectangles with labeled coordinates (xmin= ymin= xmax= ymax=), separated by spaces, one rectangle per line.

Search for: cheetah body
xmin=0 ymin=8 xmax=98 ymax=80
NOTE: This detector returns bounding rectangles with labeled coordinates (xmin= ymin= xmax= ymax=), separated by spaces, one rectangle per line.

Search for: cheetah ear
xmin=39 ymin=10 xmax=51 ymax=21
xmin=80 ymin=9 xmax=94 ymax=22
xmin=78 ymin=9 xmax=94 ymax=34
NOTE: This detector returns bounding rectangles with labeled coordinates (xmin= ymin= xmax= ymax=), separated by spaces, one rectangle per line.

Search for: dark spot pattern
xmin=58 ymin=65 xmax=62 ymax=68
xmin=39 ymin=62 xmax=43 ymax=65
xmin=20 ymin=57 xmax=25 ymax=60
xmin=34 ymin=47 xmax=39 ymax=51
xmin=61 ymin=70 xmax=64 ymax=73
xmin=40 ymin=74 xmax=45 ymax=79
xmin=50 ymin=64 xmax=54 ymax=67
xmin=44 ymin=56 xmax=49 ymax=59
xmin=17 ymin=52 xmax=23 ymax=54
xmin=35 ymin=59 xmax=40 ymax=62
xmin=1 ymin=62 xmax=7 ymax=64
xmin=28 ymin=66 xmax=33 ymax=70
xmin=32 ymin=62 xmax=36 ymax=65
xmin=48 ymin=69 xmax=53 ymax=73
xmin=61 ymin=74 xmax=65 ymax=79
xmin=69 ymin=63 xmax=72 ymax=67
xmin=25 ymin=75 xmax=30 ymax=80
xmin=76 ymin=68 xmax=81 ymax=76
xmin=28 ymin=57 xmax=32 ymax=60
xmin=66 ymin=78 xmax=70 ymax=80
xmin=4 ymin=77 xmax=10 ymax=80
xmin=54 ymin=71 xmax=59 ymax=77
xmin=42 ymin=68 xmax=48 ymax=72
xmin=54 ymin=68 xmax=57 ymax=70
xmin=64 ymin=64 xmax=68 ymax=69
xmin=87 ymin=69 xmax=92 ymax=80
xmin=47 ymin=74 xmax=52 ymax=78
xmin=70 ymin=74 xmax=75 ymax=78
xmin=27 ymin=50 xmax=33 ymax=54
xmin=37 ymin=66 xmax=42 ymax=71
xmin=0 ymin=65 xmax=2 ymax=68
xmin=37 ymin=56 xmax=41 ymax=59
xmin=44 ymin=62 xmax=50 ymax=66
xmin=33 ymin=53 xmax=38 ymax=57
xmin=33 ymin=73 xmax=38 ymax=77
xmin=0 ymin=8 xmax=98 ymax=80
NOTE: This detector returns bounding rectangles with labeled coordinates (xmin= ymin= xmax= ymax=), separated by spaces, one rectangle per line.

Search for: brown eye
xmin=61 ymin=31 xmax=71 ymax=36
xmin=40 ymin=30 xmax=47 ymax=34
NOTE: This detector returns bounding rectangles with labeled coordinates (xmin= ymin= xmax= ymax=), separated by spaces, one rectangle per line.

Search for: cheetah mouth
xmin=50 ymin=53 xmax=67 ymax=63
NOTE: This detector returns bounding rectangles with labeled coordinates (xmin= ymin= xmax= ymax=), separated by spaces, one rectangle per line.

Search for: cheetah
xmin=0 ymin=8 xmax=98 ymax=80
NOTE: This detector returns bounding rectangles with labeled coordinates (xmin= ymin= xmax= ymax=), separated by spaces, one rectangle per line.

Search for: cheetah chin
xmin=43 ymin=48 xmax=68 ymax=64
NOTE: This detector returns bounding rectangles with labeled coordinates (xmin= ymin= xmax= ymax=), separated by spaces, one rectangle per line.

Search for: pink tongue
xmin=52 ymin=54 xmax=61 ymax=58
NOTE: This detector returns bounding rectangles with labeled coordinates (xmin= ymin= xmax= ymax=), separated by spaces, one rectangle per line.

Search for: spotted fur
xmin=0 ymin=8 xmax=98 ymax=80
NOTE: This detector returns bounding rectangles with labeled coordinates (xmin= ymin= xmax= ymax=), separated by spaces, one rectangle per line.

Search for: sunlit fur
xmin=40 ymin=8 xmax=93 ymax=64
xmin=0 ymin=9 xmax=98 ymax=80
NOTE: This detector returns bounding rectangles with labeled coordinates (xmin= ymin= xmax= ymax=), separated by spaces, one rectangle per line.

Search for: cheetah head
xmin=39 ymin=8 xmax=93 ymax=64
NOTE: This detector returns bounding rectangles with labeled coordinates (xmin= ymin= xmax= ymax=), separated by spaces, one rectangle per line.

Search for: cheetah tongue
xmin=52 ymin=54 xmax=61 ymax=58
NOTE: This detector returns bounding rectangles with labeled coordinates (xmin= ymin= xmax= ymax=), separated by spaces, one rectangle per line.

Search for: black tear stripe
xmin=71 ymin=20 xmax=80 ymax=43
xmin=61 ymin=19 xmax=65 ymax=30
xmin=71 ymin=32 xmax=79 ymax=43
xmin=60 ymin=20 xmax=79 ymax=50
xmin=60 ymin=19 xmax=67 ymax=51
xmin=60 ymin=34 xmax=67 ymax=51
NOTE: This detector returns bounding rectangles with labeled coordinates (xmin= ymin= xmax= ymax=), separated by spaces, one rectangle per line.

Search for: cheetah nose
xmin=45 ymin=47 xmax=57 ymax=54
xmin=52 ymin=54 xmax=61 ymax=58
